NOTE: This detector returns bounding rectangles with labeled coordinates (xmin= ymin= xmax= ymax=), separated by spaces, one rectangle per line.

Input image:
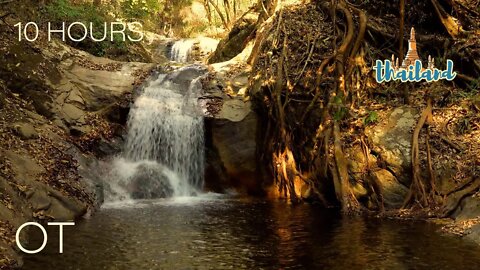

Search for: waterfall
xmin=170 ymin=39 xmax=196 ymax=63
xmin=106 ymin=66 xmax=207 ymax=201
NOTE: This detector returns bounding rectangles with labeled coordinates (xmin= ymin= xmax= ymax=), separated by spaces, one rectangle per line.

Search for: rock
xmin=28 ymin=189 xmax=52 ymax=211
xmin=66 ymin=90 xmax=85 ymax=106
xmin=346 ymin=145 xmax=377 ymax=176
xmin=465 ymin=224 xmax=480 ymax=244
xmin=12 ymin=122 xmax=38 ymax=140
xmin=129 ymin=165 xmax=174 ymax=199
xmin=365 ymin=107 xmax=417 ymax=185
xmin=5 ymin=151 xmax=88 ymax=221
xmin=25 ymin=110 xmax=46 ymax=123
xmin=217 ymin=99 xmax=252 ymax=122
xmin=371 ymin=169 xmax=408 ymax=208
xmin=208 ymin=14 xmax=258 ymax=64
xmin=57 ymin=59 xmax=154 ymax=111
xmin=102 ymin=104 xmax=130 ymax=125
xmin=69 ymin=125 xmax=92 ymax=136
xmin=45 ymin=188 xmax=87 ymax=221
xmin=209 ymin=108 xmax=258 ymax=189
xmin=62 ymin=103 xmax=85 ymax=122
xmin=452 ymin=196 xmax=480 ymax=221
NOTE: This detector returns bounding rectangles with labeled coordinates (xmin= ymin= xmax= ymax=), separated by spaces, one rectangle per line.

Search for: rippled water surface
xmin=23 ymin=196 xmax=480 ymax=269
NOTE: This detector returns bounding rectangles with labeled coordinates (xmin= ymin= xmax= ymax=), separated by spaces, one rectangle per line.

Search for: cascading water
xmin=106 ymin=66 xmax=207 ymax=201
xmin=169 ymin=38 xmax=219 ymax=63
xmin=170 ymin=39 xmax=196 ymax=62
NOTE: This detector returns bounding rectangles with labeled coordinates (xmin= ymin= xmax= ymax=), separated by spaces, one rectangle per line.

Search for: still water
xmin=22 ymin=195 xmax=480 ymax=269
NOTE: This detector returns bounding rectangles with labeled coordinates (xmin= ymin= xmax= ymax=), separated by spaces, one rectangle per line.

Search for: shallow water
xmin=22 ymin=196 xmax=480 ymax=269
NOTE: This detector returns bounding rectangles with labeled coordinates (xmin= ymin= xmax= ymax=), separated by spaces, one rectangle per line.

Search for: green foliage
xmin=43 ymin=0 xmax=129 ymax=57
xmin=333 ymin=107 xmax=348 ymax=121
xmin=456 ymin=117 xmax=472 ymax=135
xmin=44 ymin=0 xmax=105 ymax=25
xmin=468 ymin=78 xmax=480 ymax=92
xmin=120 ymin=0 xmax=162 ymax=21
xmin=364 ymin=111 xmax=379 ymax=126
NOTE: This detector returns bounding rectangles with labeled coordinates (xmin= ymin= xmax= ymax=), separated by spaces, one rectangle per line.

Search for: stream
xmin=22 ymin=196 xmax=480 ymax=269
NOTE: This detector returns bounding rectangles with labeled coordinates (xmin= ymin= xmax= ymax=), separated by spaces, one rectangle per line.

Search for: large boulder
xmin=365 ymin=107 xmax=417 ymax=185
xmin=128 ymin=165 xmax=174 ymax=199
xmin=370 ymin=169 xmax=408 ymax=208
xmin=346 ymin=145 xmax=408 ymax=209
xmin=206 ymin=99 xmax=259 ymax=193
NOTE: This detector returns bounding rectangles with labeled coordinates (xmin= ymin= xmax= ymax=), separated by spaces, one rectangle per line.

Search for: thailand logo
xmin=373 ymin=28 xmax=456 ymax=83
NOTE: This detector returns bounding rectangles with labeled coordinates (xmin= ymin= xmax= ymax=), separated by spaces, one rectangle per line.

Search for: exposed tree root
xmin=431 ymin=0 xmax=464 ymax=39
xmin=403 ymin=97 xmax=436 ymax=208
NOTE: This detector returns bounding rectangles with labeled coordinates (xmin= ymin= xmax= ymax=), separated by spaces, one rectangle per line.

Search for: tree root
xmin=430 ymin=0 xmax=464 ymax=39
xmin=403 ymin=97 xmax=435 ymax=208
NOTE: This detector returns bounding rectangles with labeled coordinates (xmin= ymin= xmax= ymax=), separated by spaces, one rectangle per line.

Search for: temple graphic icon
xmin=392 ymin=27 xmax=435 ymax=71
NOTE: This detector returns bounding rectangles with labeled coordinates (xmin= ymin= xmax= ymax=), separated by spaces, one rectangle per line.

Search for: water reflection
xmin=23 ymin=197 xmax=480 ymax=269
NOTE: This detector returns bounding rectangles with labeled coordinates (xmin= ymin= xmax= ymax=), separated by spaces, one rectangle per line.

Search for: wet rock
xmin=365 ymin=107 xmax=417 ymax=185
xmin=12 ymin=122 xmax=38 ymax=140
xmin=129 ymin=165 xmax=174 ymax=199
xmin=166 ymin=65 xmax=207 ymax=90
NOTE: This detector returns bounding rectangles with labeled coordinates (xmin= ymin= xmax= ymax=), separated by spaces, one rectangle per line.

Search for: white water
xmin=170 ymin=38 xmax=219 ymax=63
xmin=107 ymin=67 xmax=206 ymax=201
xmin=170 ymin=39 xmax=196 ymax=62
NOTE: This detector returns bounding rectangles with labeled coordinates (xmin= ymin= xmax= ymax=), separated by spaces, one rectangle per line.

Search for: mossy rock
xmin=208 ymin=13 xmax=258 ymax=64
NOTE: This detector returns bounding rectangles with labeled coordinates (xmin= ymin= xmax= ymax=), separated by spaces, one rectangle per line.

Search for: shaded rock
xmin=69 ymin=125 xmax=92 ymax=137
xmin=129 ymin=165 xmax=174 ymax=199
xmin=204 ymin=146 xmax=229 ymax=193
xmin=5 ymin=151 xmax=88 ymax=221
xmin=370 ymin=169 xmax=408 ymax=208
xmin=452 ymin=196 xmax=480 ymax=221
xmin=28 ymin=188 xmax=51 ymax=211
xmin=12 ymin=122 xmax=38 ymax=140
xmin=346 ymin=145 xmax=378 ymax=176
xmin=209 ymin=108 xmax=258 ymax=190
xmin=45 ymin=188 xmax=87 ymax=221
xmin=465 ymin=224 xmax=480 ymax=244
xmin=101 ymin=104 xmax=130 ymax=125
xmin=365 ymin=107 xmax=417 ymax=185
